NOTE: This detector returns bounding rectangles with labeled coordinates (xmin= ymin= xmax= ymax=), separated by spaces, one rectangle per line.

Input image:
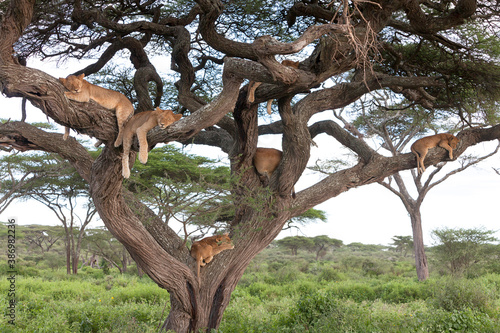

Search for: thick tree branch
xmin=292 ymin=124 xmax=500 ymax=216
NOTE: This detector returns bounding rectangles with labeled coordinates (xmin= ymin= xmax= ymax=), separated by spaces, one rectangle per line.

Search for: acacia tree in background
xmin=311 ymin=235 xmax=343 ymax=260
xmin=432 ymin=227 xmax=498 ymax=276
xmin=0 ymin=150 xmax=66 ymax=214
xmin=391 ymin=235 xmax=414 ymax=258
xmin=1 ymin=0 xmax=500 ymax=331
xmin=0 ymin=151 xmax=97 ymax=274
xmin=276 ymin=236 xmax=314 ymax=256
xmin=23 ymin=224 xmax=63 ymax=254
xmin=350 ymin=96 xmax=500 ymax=280
xmin=84 ymin=227 xmax=130 ymax=274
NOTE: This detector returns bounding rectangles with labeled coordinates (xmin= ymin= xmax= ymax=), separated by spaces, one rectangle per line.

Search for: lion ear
xmin=223 ymin=233 xmax=229 ymax=236
xmin=77 ymin=73 xmax=85 ymax=80
xmin=58 ymin=78 xmax=65 ymax=84
xmin=155 ymin=107 xmax=161 ymax=111
xmin=174 ymin=113 xmax=182 ymax=121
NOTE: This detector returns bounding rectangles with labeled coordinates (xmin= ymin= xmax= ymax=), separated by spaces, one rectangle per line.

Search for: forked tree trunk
xmin=88 ymin=144 xmax=293 ymax=332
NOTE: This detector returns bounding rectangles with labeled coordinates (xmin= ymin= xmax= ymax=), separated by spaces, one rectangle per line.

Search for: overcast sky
xmin=1 ymin=59 xmax=500 ymax=246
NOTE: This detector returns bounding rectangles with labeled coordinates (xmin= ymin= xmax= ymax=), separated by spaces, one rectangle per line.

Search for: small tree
xmin=85 ymin=227 xmax=130 ymax=274
xmin=276 ymin=236 xmax=314 ymax=256
xmin=311 ymin=235 xmax=343 ymax=260
xmin=390 ymin=235 xmax=414 ymax=257
xmin=431 ymin=227 xmax=498 ymax=276
xmin=23 ymin=224 xmax=63 ymax=254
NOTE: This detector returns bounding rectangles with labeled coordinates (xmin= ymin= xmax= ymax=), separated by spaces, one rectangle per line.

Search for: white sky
xmin=1 ymin=59 xmax=500 ymax=247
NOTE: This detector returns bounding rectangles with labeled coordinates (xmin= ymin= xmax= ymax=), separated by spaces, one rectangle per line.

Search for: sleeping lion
xmin=115 ymin=107 xmax=182 ymax=178
xmin=411 ymin=133 xmax=459 ymax=174
xmin=190 ymin=233 xmax=234 ymax=285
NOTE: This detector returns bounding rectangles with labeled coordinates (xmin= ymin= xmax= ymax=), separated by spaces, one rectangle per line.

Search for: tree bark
xmin=410 ymin=210 xmax=429 ymax=281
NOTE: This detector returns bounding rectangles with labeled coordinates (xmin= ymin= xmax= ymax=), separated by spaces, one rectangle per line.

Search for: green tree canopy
xmin=432 ymin=227 xmax=499 ymax=276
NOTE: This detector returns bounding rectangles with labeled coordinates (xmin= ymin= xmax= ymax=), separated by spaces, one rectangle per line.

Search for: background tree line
xmin=2 ymin=221 xmax=498 ymax=279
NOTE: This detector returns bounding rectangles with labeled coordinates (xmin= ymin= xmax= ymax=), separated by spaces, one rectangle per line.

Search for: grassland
xmin=1 ymin=245 xmax=499 ymax=332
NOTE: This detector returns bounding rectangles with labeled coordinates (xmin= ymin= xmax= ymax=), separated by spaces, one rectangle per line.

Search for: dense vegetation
xmin=2 ymin=223 xmax=499 ymax=332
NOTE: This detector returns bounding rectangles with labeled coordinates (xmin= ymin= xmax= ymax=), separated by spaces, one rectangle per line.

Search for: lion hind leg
xmin=114 ymin=104 xmax=134 ymax=147
xmin=122 ymin=153 xmax=130 ymax=178
xmin=418 ymin=157 xmax=425 ymax=174
xmin=122 ymin=154 xmax=130 ymax=178
xmin=63 ymin=127 xmax=70 ymax=140
xmin=136 ymin=127 xmax=150 ymax=164
xmin=412 ymin=147 xmax=427 ymax=174
xmin=247 ymin=81 xmax=262 ymax=103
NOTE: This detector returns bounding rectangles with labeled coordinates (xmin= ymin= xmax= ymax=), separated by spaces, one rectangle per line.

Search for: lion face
xmin=157 ymin=109 xmax=182 ymax=129
xmin=60 ymin=73 xmax=85 ymax=93
xmin=215 ymin=233 xmax=233 ymax=247
xmin=449 ymin=136 xmax=459 ymax=149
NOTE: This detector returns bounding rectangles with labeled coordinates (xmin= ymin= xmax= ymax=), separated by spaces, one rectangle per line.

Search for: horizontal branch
xmin=292 ymin=124 xmax=500 ymax=216
xmin=0 ymin=121 xmax=94 ymax=182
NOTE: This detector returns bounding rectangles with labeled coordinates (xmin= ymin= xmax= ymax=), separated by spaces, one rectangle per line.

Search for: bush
xmin=430 ymin=277 xmax=497 ymax=314
xmin=317 ymin=266 xmax=342 ymax=282
xmin=375 ymin=280 xmax=429 ymax=303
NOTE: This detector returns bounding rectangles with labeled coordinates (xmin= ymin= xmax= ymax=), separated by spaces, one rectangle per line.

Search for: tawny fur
xmin=253 ymin=147 xmax=296 ymax=198
xmin=116 ymin=107 xmax=182 ymax=178
xmin=59 ymin=73 xmax=134 ymax=146
xmin=247 ymin=60 xmax=300 ymax=115
xmin=411 ymin=133 xmax=459 ymax=174
xmin=190 ymin=233 xmax=234 ymax=285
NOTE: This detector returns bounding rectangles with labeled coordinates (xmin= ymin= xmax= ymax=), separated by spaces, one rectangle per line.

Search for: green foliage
xmin=390 ymin=235 xmax=414 ymax=257
xmin=1 ymin=237 xmax=500 ymax=332
xmin=430 ymin=277 xmax=497 ymax=315
xmin=432 ymin=227 xmax=499 ymax=276
xmin=0 ymin=274 xmax=168 ymax=332
xmin=276 ymin=236 xmax=314 ymax=256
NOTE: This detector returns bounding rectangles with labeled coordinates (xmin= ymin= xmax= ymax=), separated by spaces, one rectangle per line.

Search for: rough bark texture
xmin=1 ymin=0 xmax=499 ymax=331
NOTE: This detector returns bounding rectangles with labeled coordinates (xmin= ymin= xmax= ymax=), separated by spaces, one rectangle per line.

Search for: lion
xmin=116 ymin=107 xmax=182 ymax=178
xmin=59 ymin=73 xmax=134 ymax=146
xmin=253 ymin=147 xmax=296 ymax=198
xmin=411 ymin=133 xmax=459 ymax=174
xmin=190 ymin=233 xmax=234 ymax=285
xmin=247 ymin=60 xmax=300 ymax=115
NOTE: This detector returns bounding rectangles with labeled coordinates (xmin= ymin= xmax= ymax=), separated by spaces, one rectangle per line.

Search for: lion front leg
xmin=64 ymin=91 xmax=90 ymax=103
xmin=121 ymin=136 xmax=132 ymax=178
xmin=439 ymin=142 xmax=454 ymax=159
xmin=203 ymin=256 xmax=214 ymax=264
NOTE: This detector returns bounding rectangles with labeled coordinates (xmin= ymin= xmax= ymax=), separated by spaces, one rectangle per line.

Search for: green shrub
xmin=317 ymin=266 xmax=342 ymax=282
xmin=329 ymin=281 xmax=377 ymax=302
xmin=430 ymin=277 xmax=496 ymax=314
xmin=375 ymin=280 xmax=429 ymax=303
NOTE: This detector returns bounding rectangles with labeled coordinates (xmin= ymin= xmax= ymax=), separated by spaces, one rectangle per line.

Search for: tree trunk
xmin=64 ymin=231 xmax=71 ymax=275
xmin=122 ymin=248 xmax=128 ymax=273
xmin=410 ymin=212 xmax=429 ymax=281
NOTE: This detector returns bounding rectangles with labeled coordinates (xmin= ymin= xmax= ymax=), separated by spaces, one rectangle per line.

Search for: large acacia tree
xmin=1 ymin=0 xmax=499 ymax=331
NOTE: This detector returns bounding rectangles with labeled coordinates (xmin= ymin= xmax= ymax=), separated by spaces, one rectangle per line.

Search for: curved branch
xmin=0 ymin=0 xmax=36 ymax=65
xmin=404 ymin=0 xmax=477 ymax=34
